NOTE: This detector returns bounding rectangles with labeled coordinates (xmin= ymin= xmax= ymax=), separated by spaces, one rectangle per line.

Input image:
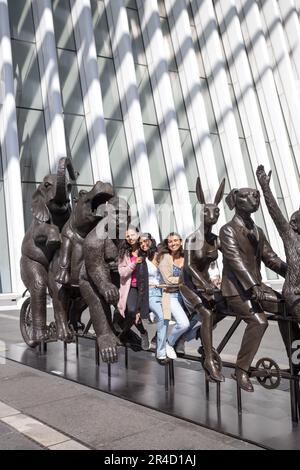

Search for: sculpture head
xmin=225 ymin=187 xmax=260 ymax=214
xmin=74 ymin=181 xmax=114 ymax=232
xmin=31 ymin=157 xmax=76 ymax=223
xmin=290 ymin=210 xmax=300 ymax=234
xmin=196 ymin=176 xmax=225 ymax=227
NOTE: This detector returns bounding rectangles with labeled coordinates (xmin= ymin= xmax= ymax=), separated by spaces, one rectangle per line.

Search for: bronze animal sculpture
xmin=20 ymin=157 xmax=76 ymax=342
xmin=219 ymin=186 xmax=287 ymax=391
xmin=180 ymin=177 xmax=226 ymax=382
xmin=48 ymin=181 xmax=115 ymax=342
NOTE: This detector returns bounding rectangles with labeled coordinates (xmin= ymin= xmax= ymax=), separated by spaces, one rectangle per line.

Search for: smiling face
xmin=126 ymin=228 xmax=139 ymax=246
xmin=167 ymin=234 xmax=182 ymax=255
xmin=139 ymin=236 xmax=152 ymax=253
xmin=235 ymin=188 xmax=260 ymax=214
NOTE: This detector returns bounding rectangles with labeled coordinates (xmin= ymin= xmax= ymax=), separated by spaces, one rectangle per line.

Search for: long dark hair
xmin=118 ymin=225 xmax=140 ymax=261
xmin=138 ymin=233 xmax=157 ymax=261
xmin=157 ymin=232 xmax=183 ymax=263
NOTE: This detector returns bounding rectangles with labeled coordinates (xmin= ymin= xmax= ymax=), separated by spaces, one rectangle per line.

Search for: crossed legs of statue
xmin=226 ymin=296 xmax=268 ymax=392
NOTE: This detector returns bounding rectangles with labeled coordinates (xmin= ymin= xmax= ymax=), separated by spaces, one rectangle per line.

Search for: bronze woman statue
xmin=180 ymin=177 xmax=226 ymax=382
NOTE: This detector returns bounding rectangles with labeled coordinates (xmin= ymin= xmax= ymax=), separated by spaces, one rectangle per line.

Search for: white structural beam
xmin=104 ymin=0 xmax=159 ymax=241
xmin=164 ymin=0 xmax=226 ymax=229
xmin=239 ymin=0 xmax=300 ymax=216
xmin=191 ymin=0 xmax=248 ymax=190
xmin=70 ymin=0 xmax=112 ymax=183
xmin=278 ymin=0 xmax=300 ymax=81
xmin=32 ymin=0 xmax=68 ymax=172
xmin=213 ymin=0 xmax=283 ymax=256
xmin=259 ymin=0 xmax=300 ymax=178
xmin=137 ymin=0 xmax=194 ymax=238
xmin=0 ymin=0 xmax=25 ymax=293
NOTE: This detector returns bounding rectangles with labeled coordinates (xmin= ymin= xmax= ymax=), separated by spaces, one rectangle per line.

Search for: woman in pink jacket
xmin=117 ymin=225 xmax=150 ymax=350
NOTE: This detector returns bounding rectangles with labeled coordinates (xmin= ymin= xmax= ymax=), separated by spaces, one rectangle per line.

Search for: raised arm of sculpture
xmin=256 ymin=165 xmax=290 ymax=239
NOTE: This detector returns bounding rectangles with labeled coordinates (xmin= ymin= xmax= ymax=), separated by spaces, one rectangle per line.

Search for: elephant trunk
xmin=53 ymin=157 xmax=76 ymax=205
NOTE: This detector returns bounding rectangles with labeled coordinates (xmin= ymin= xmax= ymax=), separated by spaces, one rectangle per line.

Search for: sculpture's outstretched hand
xmin=256 ymin=165 xmax=272 ymax=187
xmin=97 ymin=334 xmax=119 ymax=363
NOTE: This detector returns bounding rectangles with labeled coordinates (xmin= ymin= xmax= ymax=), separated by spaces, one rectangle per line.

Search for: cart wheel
xmin=255 ymin=357 xmax=281 ymax=389
xmin=20 ymin=297 xmax=39 ymax=348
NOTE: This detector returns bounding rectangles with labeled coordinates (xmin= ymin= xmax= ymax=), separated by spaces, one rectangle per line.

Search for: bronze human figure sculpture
xmin=256 ymin=165 xmax=300 ymax=353
xmin=180 ymin=177 xmax=226 ymax=382
xmin=20 ymin=157 xmax=75 ymax=342
xmin=219 ymin=187 xmax=287 ymax=391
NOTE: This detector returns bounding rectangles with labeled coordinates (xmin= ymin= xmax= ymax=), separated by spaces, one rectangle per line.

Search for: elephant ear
xmin=31 ymin=186 xmax=50 ymax=222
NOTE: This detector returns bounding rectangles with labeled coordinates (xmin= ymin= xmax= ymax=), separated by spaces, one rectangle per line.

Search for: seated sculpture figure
xmin=256 ymin=165 xmax=300 ymax=354
xmin=220 ymin=186 xmax=287 ymax=391
xmin=180 ymin=176 xmax=226 ymax=382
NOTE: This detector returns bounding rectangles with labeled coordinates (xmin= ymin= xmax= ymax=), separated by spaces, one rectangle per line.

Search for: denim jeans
xmin=149 ymin=289 xmax=189 ymax=357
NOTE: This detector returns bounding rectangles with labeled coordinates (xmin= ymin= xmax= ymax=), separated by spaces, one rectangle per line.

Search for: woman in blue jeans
xmin=139 ymin=232 xmax=189 ymax=363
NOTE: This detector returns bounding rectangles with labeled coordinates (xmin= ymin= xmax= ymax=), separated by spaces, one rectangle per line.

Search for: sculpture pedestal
xmin=3 ymin=338 xmax=300 ymax=450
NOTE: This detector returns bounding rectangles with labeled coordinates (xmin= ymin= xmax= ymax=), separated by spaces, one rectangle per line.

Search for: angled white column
xmin=191 ymin=0 xmax=248 ymax=190
xmin=213 ymin=0 xmax=286 ymax=256
xmin=69 ymin=0 xmax=112 ymax=183
xmin=104 ymin=0 xmax=159 ymax=241
xmin=278 ymin=0 xmax=300 ymax=80
xmin=32 ymin=0 xmax=68 ymax=172
xmin=259 ymin=0 xmax=300 ymax=177
xmin=0 ymin=0 xmax=25 ymax=293
xmin=137 ymin=0 xmax=194 ymax=238
xmin=164 ymin=0 xmax=226 ymax=229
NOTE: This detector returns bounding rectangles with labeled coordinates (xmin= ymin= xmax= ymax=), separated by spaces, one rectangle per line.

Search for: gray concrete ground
xmin=0 ymin=308 xmax=266 ymax=450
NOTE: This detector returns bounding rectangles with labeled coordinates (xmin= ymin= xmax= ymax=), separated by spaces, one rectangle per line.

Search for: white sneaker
xmin=166 ymin=342 xmax=177 ymax=359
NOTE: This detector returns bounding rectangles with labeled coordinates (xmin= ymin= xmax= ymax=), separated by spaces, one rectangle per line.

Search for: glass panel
xmin=160 ymin=18 xmax=177 ymax=72
xmin=191 ymin=26 xmax=206 ymax=78
xmin=64 ymin=115 xmax=94 ymax=185
xmin=124 ymin=0 xmax=137 ymax=9
xmin=8 ymin=0 xmax=35 ymax=43
xmin=153 ymin=190 xmax=177 ymax=239
xmin=186 ymin=0 xmax=195 ymax=25
xmin=239 ymin=139 xmax=256 ymax=187
xmin=0 ymin=183 xmax=11 ymax=293
xmin=179 ymin=129 xmax=198 ymax=191
xmin=229 ymin=84 xmax=244 ymax=138
xmin=98 ymin=57 xmax=122 ymax=120
xmin=91 ymin=0 xmax=112 ymax=58
xmin=22 ymin=182 xmax=37 ymax=231
xmin=115 ymin=187 xmax=139 ymax=227
xmin=200 ymin=78 xmax=217 ymax=134
xmin=211 ymin=134 xmax=231 ymax=193
xmin=144 ymin=125 xmax=169 ymax=190
xmin=17 ymin=108 xmax=50 ymax=182
xmin=135 ymin=65 xmax=157 ymax=125
xmin=127 ymin=9 xmax=147 ymax=66
xmin=105 ymin=120 xmax=133 ymax=187
xmin=57 ymin=49 xmax=84 ymax=115
xmin=52 ymin=0 xmax=76 ymax=51
xmin=169 ymin=72 xmax=189 ymax=129
xmin=190 ymin=191 xmax=200 ymax=225
xmin=11 ymin=40 xmax=43 ymax=110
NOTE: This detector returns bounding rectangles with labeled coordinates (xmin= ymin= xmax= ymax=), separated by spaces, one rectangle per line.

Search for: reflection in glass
xmin=91 ymin=0 xmax=112 ymax=58
xmin=98 ymin=57 xmax=122 ymax=120
xmin=52 ymin=0 xmax=76 ymax=51
xmin=0 ymin=183 xmax=11 ymax=293
xmin=57 ymin=49 xmax=84 ymax=115
xmin=17 ymin=108 xmax=50 ymax=182
xmin=144 ymin=125 xmax=169 ymax=190
xmin=105 ymin=120 xmax=133 ymax=188
xmin=8 ymin=0 xmax=35 ymax=43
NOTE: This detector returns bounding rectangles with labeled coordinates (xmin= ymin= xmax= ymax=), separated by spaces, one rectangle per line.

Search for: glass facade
xmin=0 ymin=0 xmax=299 ymax=293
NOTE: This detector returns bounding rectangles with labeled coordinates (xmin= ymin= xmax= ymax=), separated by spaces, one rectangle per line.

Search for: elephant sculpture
xmin=48 ymin=181 xmax=115 ymax=341
xmin=20 ymin=157 xmax=76 ymax=342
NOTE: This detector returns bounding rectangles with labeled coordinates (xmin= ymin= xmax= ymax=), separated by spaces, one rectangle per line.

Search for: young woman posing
xmin=117 ymin=226 xmax=150 ymax=350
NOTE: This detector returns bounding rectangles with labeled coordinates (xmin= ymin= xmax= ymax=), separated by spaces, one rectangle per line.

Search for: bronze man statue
xmin=219 ymin=187 xmax=287 ymax=391
xmin=256 ymin=165 xmax=300 ymax=359
xmin=180 ymin=177 xmax=226 ymax=382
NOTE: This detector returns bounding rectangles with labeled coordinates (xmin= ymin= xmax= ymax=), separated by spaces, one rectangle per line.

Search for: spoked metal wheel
xmin=255 ymin=357 xmax=281 ymax=389
xmin=20 ymin=297 xmax=39 ymax=348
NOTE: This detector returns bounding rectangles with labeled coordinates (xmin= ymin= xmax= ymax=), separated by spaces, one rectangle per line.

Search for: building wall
xmin=1 ymin=0 xmax=300 ymax=295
